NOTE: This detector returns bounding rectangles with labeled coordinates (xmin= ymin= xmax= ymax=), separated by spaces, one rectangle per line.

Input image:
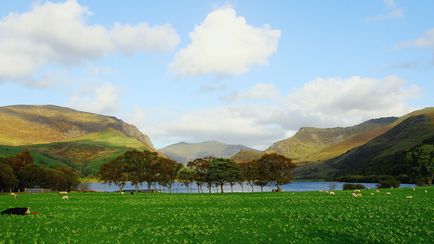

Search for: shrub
xmin=343 ymin=183 xmax=366 ymax=190
xmin=377 ymin=180 xmax=400 ymax=188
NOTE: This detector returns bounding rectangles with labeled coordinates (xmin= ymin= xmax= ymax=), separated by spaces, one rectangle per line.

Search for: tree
xmin=255 ymin=153 xmax=296 ymax=191
xmin=16 ymin=164 xmax=46 ymax=190
xmin=208 ymin=158 xmax=241 ymax=193
xmin=187 ymin=157 xmax=213 ymax=193
xmin=157 ymin=157 xmax=182 ymax=193
xmin=0 ymin=163 xmax=18 ymax=192
xmin=99 ymin=156 xmax=129 ymax=192
xmin=406 ymin=144 xmax=434 ymax=185
xmin=177 ymin=166 xmax=196 ymax=192
xmin=240 ymin=161 xmax=257 ymax=192
xmin=8 ymin=149 xmax=33 ymax=172
xmin=124 ymin=150 xmax=153 ymax=191
xmin=56 ymin=167 xmax=80 ymax=191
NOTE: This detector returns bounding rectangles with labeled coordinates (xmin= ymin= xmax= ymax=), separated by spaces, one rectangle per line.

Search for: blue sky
xmin=0 ymin=0 xmax=433 ymax=149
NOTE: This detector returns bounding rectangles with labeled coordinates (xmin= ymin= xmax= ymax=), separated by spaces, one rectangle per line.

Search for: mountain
xmin=0 ymin=105 xmax=155 ymax=175
xmin=266 ymin=117 xmax=398 ymax=163
xmin=159 ymin=141 xmax=255 ymax=164
xmin=231 ymin=149 xmax=264 ymax=164
xmin=297 ymin=108 xmax=434 ymax=179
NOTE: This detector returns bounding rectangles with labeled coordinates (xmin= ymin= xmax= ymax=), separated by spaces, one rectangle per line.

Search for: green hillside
xmin=296 ymin=108 xmax=434 ymax=179
xmin=0 ymin=105 xmax=155 ymax=176
xmin=267 ymin=117 xmax=397 ymax=163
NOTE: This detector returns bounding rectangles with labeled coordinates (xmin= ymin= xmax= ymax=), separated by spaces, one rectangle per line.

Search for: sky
xmin=0 ymin=0 xmax=433 ymax=149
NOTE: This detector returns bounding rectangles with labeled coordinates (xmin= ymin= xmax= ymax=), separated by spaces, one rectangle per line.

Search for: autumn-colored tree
xmin=99 ymin=156 xmax=129 ymax=192
xmin=240 ymin=161 xmax=258 ymax=192
xmin=156 ymin=157 xmax=182 ymax=193
xmin=255 ymin=153 xmax=296 ymax=191
xmin=187 ymin=157 xmax=213 ymax=193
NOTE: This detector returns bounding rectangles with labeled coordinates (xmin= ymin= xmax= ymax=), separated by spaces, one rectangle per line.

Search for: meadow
xmin=0 ymin=187 xmax=433 ymax=243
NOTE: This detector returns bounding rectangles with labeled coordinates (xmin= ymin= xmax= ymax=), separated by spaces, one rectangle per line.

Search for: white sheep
xmin=120 ymin=192 xmax=125 ymax=195
xmin=353 ymin=189 xmax=361 ymax=193
xmin=425 ymin=190 xmax=428 ymax=193
xmin=386 ymin=192 xmax=392 ymax=195
xmin=370 ymin=193 xmax=375 ymax=195
xmin=62 ymin=196 xmax=69 ymax=200
xmin=406 ymin=196 xmax=413 ymax=199
xmin=412 ymin=188 xmax=416 ymax=191
xmin=376 ymin=189 xmax=380 ymax=193
xmin=59 ymin=191 xmax=68 ymax=195
xmin=352 ymin=193 xmax=362 ymax=197
xmin=329 ymin=191 xmax=336 ymax=196
xmin=10 ymin=192 xmax=17 ymax=198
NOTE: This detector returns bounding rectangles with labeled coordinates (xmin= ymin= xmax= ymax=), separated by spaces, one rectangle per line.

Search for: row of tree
xmin=0 ymin=150 xmax=80 ymax=192
xmin=99 ymin=150 xmax=296 ymax=193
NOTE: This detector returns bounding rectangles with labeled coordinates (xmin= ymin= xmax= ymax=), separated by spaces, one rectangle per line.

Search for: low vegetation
xmin=0 ymin=187 xmax=432 ymax=243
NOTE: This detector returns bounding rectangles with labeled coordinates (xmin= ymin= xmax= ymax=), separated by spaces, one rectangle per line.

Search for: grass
xmin=1 ymin=187 xmax=433 ymax=243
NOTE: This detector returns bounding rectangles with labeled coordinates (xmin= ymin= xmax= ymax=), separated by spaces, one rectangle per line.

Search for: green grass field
xmin=1 ymin=187 xmax=433 ymax=243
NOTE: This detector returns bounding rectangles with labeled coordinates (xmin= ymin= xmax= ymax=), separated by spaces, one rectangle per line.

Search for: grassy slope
xmin=0 ymin=187 xmax=433 ymax=243
xmin=0 ymin=130 xmax=146 ymax=175
xmin=297 ymin=108 xmax=434 ymax=179
xmin=0 ymin=105 xmax=153 ymax=175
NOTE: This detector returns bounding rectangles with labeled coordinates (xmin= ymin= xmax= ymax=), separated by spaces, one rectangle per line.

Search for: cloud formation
xmin=366 ymin=0 xmax=403 ymax=22
xmin=401 ymin=28 xmax=434 ymax=48
xmin=0 ymin=0 xmax=179 ymax=86
xmin=148 ymin=76 xmax=419 ymax=149
xmin=170 ymin=7 xmax=280 ymax=76
xmin=69 ymin=83 xmax=120 ymax=115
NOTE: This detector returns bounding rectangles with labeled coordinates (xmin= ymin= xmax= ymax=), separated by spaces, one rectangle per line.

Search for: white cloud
xmin=69 ymin=83 xmax=120 ymax=115
xmin=146 ymin=76 xmax=419 ymax=149
xmin=366 ymin=0 xmax=403 ymax=22
xmin=170 ymin=7 xmax=280 ymax=76
xmin=400 ymin=28 xmax=434 ymax=49
xmin=221 ymin=83 xmax=279 ymax=102
xmin=0 ymin=0 xmax=179 ymax=86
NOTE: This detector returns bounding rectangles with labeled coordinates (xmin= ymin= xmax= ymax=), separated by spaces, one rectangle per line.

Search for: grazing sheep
xmin=120 ymin=192 xmax=125 ymax=195
xmin=329 ymin=191 xmax=336 ymax=196
xmin=425 ymin=190 xmax=428 ymax=193
xmin=62 ymin=196 xmax=69 ymax=200
xmin=352 ymin=193 xmax=362 ymax=198
xmin=10 ymin=193 xmax=17 ymax=198
xmin=352 ymin=192 xmax=357 ymax=197
xmin=370 ymin=193 xmax=375 ymax=195
xmin=376 ymin=189 xmax=380 ymax=193
xmin=59 ymin=191 xmax=68 ymax=195
xmin=353 ymin=189 xmax=361 ymax=193
xmin=406 ymin=196 xmax=413 ymax=199
xmin=386 ymin=192 xmax=392 ymax=195
xmin=412 ymin=188 xmax=416 ymax=191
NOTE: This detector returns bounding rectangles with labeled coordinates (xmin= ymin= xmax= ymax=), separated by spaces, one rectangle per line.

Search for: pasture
xmin=0 ymin=187 xmax=433 ymax=243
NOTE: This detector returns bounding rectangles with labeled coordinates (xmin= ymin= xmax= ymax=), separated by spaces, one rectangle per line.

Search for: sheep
xmin=425 ymin=190 xmax=428 ymax=193
xmin=386 ymin=192 xmax=392 ymax=195
xmin=352 ymin=193 xmax=362 ymax=197
xmin=353 ymin=189 xmax=361 ymax=193
xmin=120 ymin=191 xmax=125 ymax=195
xmin=10 ymin=193 xmax=17 ymax=198
xmin=406 ymin=196 xmax=413 ymax=199
xmin=376 ymin=189 xmax=380 ymax=193
xmin=62 ymin=196 xmax=69 ymax=200
xmin=370 ymin=193 xmax=375 ymax=195
xmin=412 ymin=188 xmax=416 ymax=191
xmin=329 ymin=191 xmax=336 ymax=196
xmin=59 ymin=191 xmax=68 ymax=195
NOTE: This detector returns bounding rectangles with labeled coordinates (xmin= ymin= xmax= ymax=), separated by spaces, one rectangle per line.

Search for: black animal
xmin=1 ymin=207 xmax=30 ymax=215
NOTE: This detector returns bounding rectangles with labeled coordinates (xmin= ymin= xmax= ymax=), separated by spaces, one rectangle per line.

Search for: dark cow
xmin=1 ymin=207 xmax=31 ymax=215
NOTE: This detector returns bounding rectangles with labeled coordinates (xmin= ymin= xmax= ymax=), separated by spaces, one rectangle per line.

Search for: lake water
xmin=87 ymin=181 xmax=416 ymax=193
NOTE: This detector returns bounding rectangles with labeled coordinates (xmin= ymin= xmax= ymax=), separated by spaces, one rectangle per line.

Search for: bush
xmin=343 ymin=183 xmax=366 ymax=190
xmin=377 ymin=180 xmax=400 ymax=189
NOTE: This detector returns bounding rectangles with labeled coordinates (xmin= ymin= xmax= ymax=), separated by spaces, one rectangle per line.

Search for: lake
xmin=87 ymin=181 xmax=416 ymax=193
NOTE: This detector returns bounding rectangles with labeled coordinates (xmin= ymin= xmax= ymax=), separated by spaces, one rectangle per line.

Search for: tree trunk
xmin=230 ymin=184 xmax=233 ymax=193
xmin=260 ymin=185 xmax=263 ymax=192
xmin=251 ymin=184 xmax=254 ymax=192
xmin=221 ymin=184 xmax=224 ymax=193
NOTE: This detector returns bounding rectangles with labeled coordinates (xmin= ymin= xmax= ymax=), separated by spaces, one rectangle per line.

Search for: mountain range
xmin=159 ymin=141 xmax=256 ymax=164
xmin=1 ymin=104 xmax=433 ymax=180
xmin=0 ymin=105 xmax=155 ymax=175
